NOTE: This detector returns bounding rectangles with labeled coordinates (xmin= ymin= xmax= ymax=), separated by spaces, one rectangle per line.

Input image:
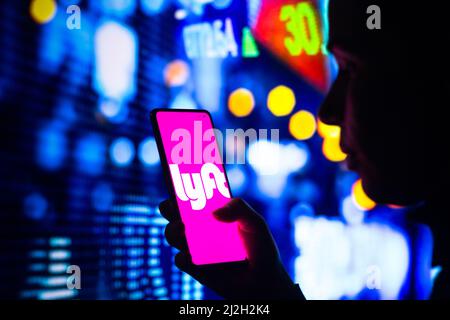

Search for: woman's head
xmin=319 ymin=1 xmax=449 ymax=206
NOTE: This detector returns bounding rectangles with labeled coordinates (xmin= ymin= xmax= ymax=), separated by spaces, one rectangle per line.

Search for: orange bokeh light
xmin=164 ymin=60 xmax=189 ymax=87
xmin=228 ymin=88 xmax=255 ymax=117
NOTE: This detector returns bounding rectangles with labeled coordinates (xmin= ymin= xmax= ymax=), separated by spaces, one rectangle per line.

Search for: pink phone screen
xmin=156 ymin=111 xmax=247 ymax=265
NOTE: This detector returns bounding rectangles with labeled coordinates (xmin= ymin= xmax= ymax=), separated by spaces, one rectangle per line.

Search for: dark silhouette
xmin=160 ymin=0 xmax=450 ymax=299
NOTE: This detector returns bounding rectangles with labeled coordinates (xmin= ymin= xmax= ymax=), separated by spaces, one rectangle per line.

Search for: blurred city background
xmin=0 ymin=0 xmax=437 ymax=299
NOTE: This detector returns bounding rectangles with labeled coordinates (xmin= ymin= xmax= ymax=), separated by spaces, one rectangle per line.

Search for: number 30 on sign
xmin=280 ymin=2 xmax=322 ymax=56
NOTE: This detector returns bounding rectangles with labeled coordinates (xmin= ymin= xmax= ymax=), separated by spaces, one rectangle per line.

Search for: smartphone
xmin=150 ymin=108 xmax=247 ymax=265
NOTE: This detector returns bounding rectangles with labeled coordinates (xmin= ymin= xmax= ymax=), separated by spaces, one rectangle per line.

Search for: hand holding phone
xmin=152 ymin=108 xmax=303 ymax=299
xmin=160 ymin=197 xmax=304 ymax=299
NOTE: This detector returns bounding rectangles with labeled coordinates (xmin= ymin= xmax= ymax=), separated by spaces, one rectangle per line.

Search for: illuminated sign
xmin=280 ymin=2 xmax=322 ymax=56
xmin=180 ymin=1 xmax=330 ymax=91
xmin=252 ymin=0 xmax=331 ymax=92
xmin=183 ymin=18 xmax=238 ymax=59
xmin=241 ymin=27 xmax=259 ymax=58
xmin=182 ymin=18 xmax=259 ymax=59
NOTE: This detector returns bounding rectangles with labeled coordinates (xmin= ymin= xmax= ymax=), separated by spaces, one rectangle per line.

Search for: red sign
xmin=251 ymin=0 xmax=331 ymax=92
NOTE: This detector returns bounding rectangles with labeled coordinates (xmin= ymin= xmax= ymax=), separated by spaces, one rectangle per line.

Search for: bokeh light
xmin=293 ymin=179 xmax=320 ymax=204
xmin=138 ymin=138 xmax=160 ymax=166
xmin=267 ymin=85 xmax=296 ymax=116
xmin=388 ymin=204 xmax=405 ymax=210
xmin=289 ymin=110 xmax=317 ymax=140
xmin=24 ymin=192 xmax=48 ymax=220
xmin=36 ymin=122 xmax=67 ymax=171
xmin=91 ymin=0 xmax=137 ymax=18
xmin=110 ymin=137 xmax=135 ymax=167
xmin=341 ymin=196 xmax=365 ymax=225
xmin=212 ymin=0 xmax=233 ymax=9
xmin=284 ymin=142 xmax=309 ymax=173
xmin=141 ymin=0 xmax=168 ymax=15
xmin=317 ymin=119 xmax=340 ymax=138
xmin=75 ymin=134 xmax=106 ymax=176
xmin=164 ymin=60 xmax=189 ymax=87
xmin=290 ymin=202 xmax=315 ymax=221
xmin=170 ymin=91 xmax=197 ymax=109
xmin=248 ymin=140 xmax=309 ymax=176
xmin=227 ymin=166 xmax=247 ymax=194
xmin=30 ymin=0 xmax=57 ymax=24
xmin=294 ymin=214 xmax=409 ymax=299
xmin=247 ymin=140 xmax=282 ymax=175
xmin=94 ymin=21 xmax=137 ymax=101
xmin=99 ymin=99 xmax=128 ymax=123
xmin=352 ymin=179 xmax=376 ymax=211
xmin=91 ymin=182 xmax=114 ymax=212
xmin=322 ymin=135 xmax=347 ymax=162
xmin=174 ymin=9 xmax=187 ymax=20
xmin=228 ymin=88 xmax=255 ymax=117
xmin=256 ymin=174 xmax=288 ymax=198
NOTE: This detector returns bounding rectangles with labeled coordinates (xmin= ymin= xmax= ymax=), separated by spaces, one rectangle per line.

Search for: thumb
xmin=213 ymin=198 xmax=279 ymax=265
xmin=213 ymin=198 xmax=266 ymax=233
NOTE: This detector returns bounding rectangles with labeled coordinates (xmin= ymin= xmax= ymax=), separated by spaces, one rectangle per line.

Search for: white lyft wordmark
xmin=170 ymin=163 xmax=230 ymax=210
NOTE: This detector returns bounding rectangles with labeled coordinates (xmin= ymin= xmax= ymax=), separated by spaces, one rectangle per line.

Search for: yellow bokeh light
xmin=289 ymin=110 xmax=316 ymax=140
xmin=322 ymin=135 xmax=347 ymax=162
xmin=352 ymin=179 xmax=376 ymax=211
xmin=228 ymin=88 xmax=255 ymax=117
xmin=30 ymin=0 xmax=57 ymax=24
xmin=267 ymin=85 xmax=296 ymax=116
xmin=317 ymin=119 xmax=340 ymax=138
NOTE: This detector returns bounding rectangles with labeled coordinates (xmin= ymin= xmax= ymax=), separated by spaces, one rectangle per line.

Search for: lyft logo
xmin=170 ymin=163 xmax=230 ymax=210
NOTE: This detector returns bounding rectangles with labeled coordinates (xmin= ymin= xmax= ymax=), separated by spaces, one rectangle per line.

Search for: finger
xmin=174 ymin=252 xmax=205 ymax=281
xmin=164 ymin=221 xmax=188 ymax=251
xmin=173 ymin=252 xmax=217 ymax=284
xmin=158 ymin=199 xmax=178 ymax=221
xmin=174 ymin=251 xmax=191 ymax=271
xmin=213 ymin=198 xmax=266 ymax=233
xmin=174 ymin=252 xmax=244 ymax=297
xmin=214 ymin=198 xmax=279 ymax=265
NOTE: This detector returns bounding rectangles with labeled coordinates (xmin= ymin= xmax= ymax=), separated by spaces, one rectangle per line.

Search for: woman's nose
xmin=318 ymin=74 xmax=347 ymax=126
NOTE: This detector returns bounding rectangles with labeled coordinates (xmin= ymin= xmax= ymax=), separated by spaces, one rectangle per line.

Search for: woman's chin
xmin=362 ymin=173 xmax=424 ymax=207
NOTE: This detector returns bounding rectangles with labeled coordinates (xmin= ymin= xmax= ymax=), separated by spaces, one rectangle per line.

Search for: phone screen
xmin=154 ymin=110 xmax=247 ymax=265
